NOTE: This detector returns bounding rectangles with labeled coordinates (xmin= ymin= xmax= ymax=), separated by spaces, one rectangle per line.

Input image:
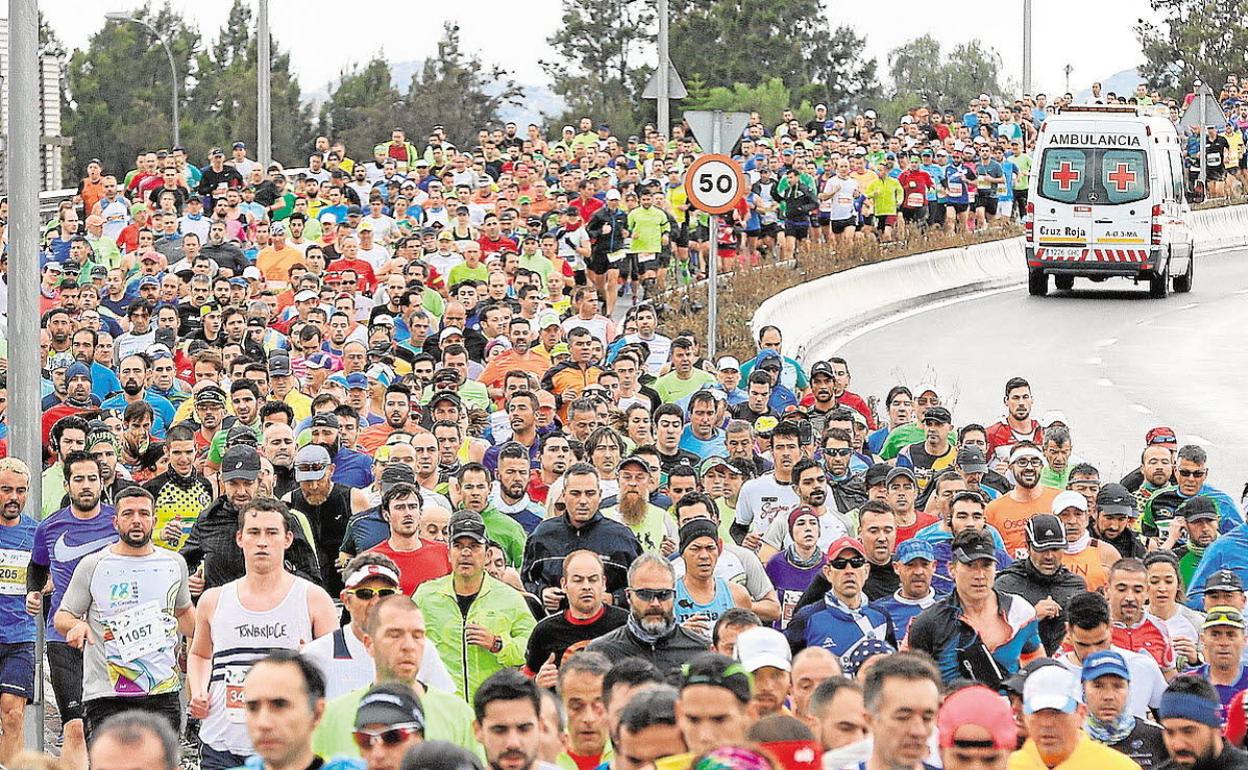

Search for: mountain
xmin=1074 ymin=68 xmax=1145 ymax=101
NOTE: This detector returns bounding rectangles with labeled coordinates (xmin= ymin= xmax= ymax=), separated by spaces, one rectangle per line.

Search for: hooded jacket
xmin=994 ymin=556 xmax=1087 ymax=654
xmin=520 ymin=511 xmax=642 ymax=605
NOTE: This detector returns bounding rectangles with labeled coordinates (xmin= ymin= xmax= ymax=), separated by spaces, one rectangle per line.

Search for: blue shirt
xmin=679 ymin=426 xmax=726 ymax=457
xmin=31 ymin=505 xmax=118 ymax=643
xmin=0 ymin=515 xmax=37 ymax=644
xmin=100 ymin=391 xmax=176 ymax=439
xmin=1191 ymin=663 xmax=1248 ymax=711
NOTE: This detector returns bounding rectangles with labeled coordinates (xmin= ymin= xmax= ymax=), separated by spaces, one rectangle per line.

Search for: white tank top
xmin=98 ymin=196 xmax=130 ymax=242
xmin=199 ymin=577 xmax=314 ymax=755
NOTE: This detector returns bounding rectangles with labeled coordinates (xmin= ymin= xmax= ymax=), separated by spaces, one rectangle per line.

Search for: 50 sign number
xmin=684 ymin=154 xmax=746 ymax=215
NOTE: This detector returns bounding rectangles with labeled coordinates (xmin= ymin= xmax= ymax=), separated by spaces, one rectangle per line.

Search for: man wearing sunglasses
xmin=784 ymin=536 xmax=896 ymax=663
xmin=351 ymin=682 xmax=427 ymax=770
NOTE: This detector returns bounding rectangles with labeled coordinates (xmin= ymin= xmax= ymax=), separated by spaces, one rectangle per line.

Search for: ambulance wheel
xmin=1027 ymin=269 xmax=1048 ymax=296
xmin=1054 ymin=275 xmax=1075 ymax=291
xmin=1149 ymin=261 xmax=1170 ymax=299
xmin=1174 ymin=256 xmax=1193 ymax=293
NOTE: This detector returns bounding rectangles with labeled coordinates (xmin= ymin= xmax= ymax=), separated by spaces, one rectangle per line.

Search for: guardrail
xmin=38 ymin=187 xmax=76 ymax=218
xmin=752 ymin=204 xmax=1248 ymax=365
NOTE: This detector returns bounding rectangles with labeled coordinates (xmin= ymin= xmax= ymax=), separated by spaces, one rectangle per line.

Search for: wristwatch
xmin=490 ymin=636 xmax=504 ymax=654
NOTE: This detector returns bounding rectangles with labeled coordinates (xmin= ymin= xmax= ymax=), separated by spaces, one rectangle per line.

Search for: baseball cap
xmin=618 ymin=454 xmax=651 ymax=473
xmin=429 ymin=390 xmax=462 ymax=410
xmin=808 ymin=361 xmax=835 ymax=381
xmin=194 ymin=385 xmax=227 ymax=406
xmin=439 ymin=326 xmax=464 ymax=342
xmin=294 ymin=444 xmax=332 ymax=482
xmin=227 ymin=423 xmax=259 ymax=448
xmin=344 ymin=563 xmax=401 ymax=590
xmin=895 ymin=538 xmax=935 ymax=564
xmin=864 ymin=463 xmax=892 ymax=488
xmin=1002 ymin=657 xmax=1062 ymax=696
xmin=220 ymin=445 xmax=261 ymax=482
xmin=1024 ymin=514 xmax=1066 ymax=551
xmin=922 ymin=405 xmax=952 ymax=424
xmin=354 ymin=683 xmax=425 ymax=731
xmin=716 ymin=356 xmax=740 ymax=372
xmin=268 ymin=353 xmax=292 ymax=376
xmin=825 ymin=536 xmax=866 ymax=560
xmin=956 ymin=446 xmax=990 ymax=474
xmin=1023 ymin=665 xmax=1080 ymax=714
xmin=1146 ymin=426 xmax=1178 ymax=445
xmin=345 ymin=372 xmax=369 ymax=390
xmin=1206 ymin=569 xmax=1243 ymax=593
xmin=605 ymin=189 xmax=621 ymax=200
xmin=379 ymin=462 xmax=417 ymax=494
xmin=937 ymin=685 xmax=1018 ymax=750
xmin=884 ymin=466 xmax=917 ymax=487
xmin=310 ymin=412 xmax=340 ymax=430
xmin=951 ymin=536 xmax=997 ymax=564
xmin=1096 ymin=483 xmax=1137 ymax=517
xmin=757 ymin=349 xmax=782 ymax=369
xmin=734 ymin=627 xmax=792 ymax=673
xmin=448 ymin=511 xmax=488 ymax=544
xmin=1080 ymin=650 xmax=1130 ymax=682
xmin=243 ymin=265 xmax=263 ymax=281
xmin=1040 ymin=410 xmax=1069 ymax=428
xmin=47 ymin=352 xmax=74 ymax=371
xmin=1179 ymin=495 xmax=1218 ymax=522
xmin=1204 ymin=605 xmax=1246 ymax=630
xmin=294 ymin=289 xmax=318 ymax=303
xmin=1051 ymin=490 xmax=1088 ymax=514
xmin=697 ymin=455 xmax=733 ymax=476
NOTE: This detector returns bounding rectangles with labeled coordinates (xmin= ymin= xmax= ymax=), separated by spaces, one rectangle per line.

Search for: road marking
xmin=1180 ymin=302 xmax=1200 ymax=310
xmin=1097 ymin=378 xmax=1114 ymax=387
xmin=1095 ymin=338 xmax=1118 ymax=347
xmin=1131 ymin=403 xmax=1152 ymax=414
xmin=1085 ymin=357 xmax=1102 ymax=365
xmin=1185 ymin=434 xmax=1212 ymax=447
xmin=1236 ymin=289 xmax=1248 ymax=295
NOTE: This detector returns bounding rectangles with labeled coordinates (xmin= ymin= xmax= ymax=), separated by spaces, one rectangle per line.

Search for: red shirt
xmin=898 ymin=170 xmax=935 ymax=210
xmin=326 ymin=257 xmax=378 ymax=292
xmin=368 ymin=539 xmax=451 ymax=595
xmin=1113 ymin=616 xmax=1176 ymax=671
xmin=528 ymin=473 xmax=551 ymax=505
xmin=895 ymin=512 xmax=938 ymax=545
xmin=477 ymin=235 xmax=518 ymax=256
xmin=569 ymin=196 xmax=604 ymax=224
xmin=985 ymin=419 xmax=1042 ymax=462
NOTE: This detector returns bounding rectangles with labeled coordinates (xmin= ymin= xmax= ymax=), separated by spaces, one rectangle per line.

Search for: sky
xmin=33 ymin=0 xmax=1159 ymax=103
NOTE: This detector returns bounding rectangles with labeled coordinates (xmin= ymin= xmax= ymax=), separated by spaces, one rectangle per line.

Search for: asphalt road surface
xmin=829 ymin=246 xmax=1248 ymax=495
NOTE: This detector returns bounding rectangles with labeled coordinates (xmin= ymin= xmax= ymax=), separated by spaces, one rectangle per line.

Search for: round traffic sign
xmin=684 ymin=153 xmax=747 ymax=215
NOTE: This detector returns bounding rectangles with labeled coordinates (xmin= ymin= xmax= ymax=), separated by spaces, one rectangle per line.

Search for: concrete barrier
xmin=752 ymin=204 xmax=1248 ymax=365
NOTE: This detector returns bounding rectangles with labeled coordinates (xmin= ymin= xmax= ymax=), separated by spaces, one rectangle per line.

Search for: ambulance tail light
xmin=1151 ymin=204 xmax=1163 ymax=245
xmin=1024 ymin=202 xmax=1034 ymax=241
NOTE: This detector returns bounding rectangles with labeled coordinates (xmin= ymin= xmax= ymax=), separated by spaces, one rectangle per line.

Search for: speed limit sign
xmin=684 ymin=153 xmax=747 ymax=215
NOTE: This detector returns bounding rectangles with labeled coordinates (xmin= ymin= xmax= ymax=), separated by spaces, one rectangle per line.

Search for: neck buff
xmin=1086 ymin=709 xmax=1136 ymax=745
xmin=1065 ymin=530 xmax=1091 ymax=555
xmin=627 ymin=612 xmax=675 ymax=645
xmin=786 ymin=544 xmax=823 ymax=570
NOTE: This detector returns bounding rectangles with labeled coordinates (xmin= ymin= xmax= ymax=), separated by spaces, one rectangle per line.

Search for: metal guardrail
xmin=38 ymin=187 xmax=76 ymax=218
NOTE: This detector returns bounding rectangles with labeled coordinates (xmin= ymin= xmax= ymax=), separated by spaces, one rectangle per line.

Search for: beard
xmin=619 ymin=491 xmax=648 ymax=526
xmin=637 ymin=609 xmax=675 ymax=635
xmin=121 ymin=379 xmax=143 ymax=397
xmin=121 ymin=527 xmax=152 ymax=547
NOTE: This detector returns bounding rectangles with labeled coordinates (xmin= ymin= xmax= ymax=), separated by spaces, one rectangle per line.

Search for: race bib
xmin=0 ymin=549 xmax=27 ymax=595
xmin=905 ymin=192 xmax=925 ymax=208
xmin=607 ymin=249 xmax=627 ymax=264
xmin=224 ymin=666 xmax=249 ymax=723
xmin=947 ymin=183 xmax=963 ymax=197
xmin=106 ymin=601 xmax=167 ymax=663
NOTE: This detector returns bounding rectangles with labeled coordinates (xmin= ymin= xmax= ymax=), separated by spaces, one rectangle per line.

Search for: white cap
xmin=1040 ymin=410 xmax=1069 ymax=428
xmin=1023 ymin=665 xmax=1080 ymax=715
xmin=439 ymin=326 xmax=464 ymax=341
xmin=294 ymin=289 xmax=318 ymax=303
xmin=734 ymin=627 xmax=792 ymax=673
xmin=900 ymin=115 xmax=914 ymax=124
xmin=717 ymin=356 xmax=740 ymax=372
xmin=1052 ymin=490 xmax=1089 ymax=514
xmin=243 ymin=266 xmax=262 ymax=280
xmin=605 ymin=189 xmax=621 ymax=201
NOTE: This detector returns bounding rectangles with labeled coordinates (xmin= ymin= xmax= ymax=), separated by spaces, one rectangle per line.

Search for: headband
xmin=1158 ymin=692 xmax=1222 ymax=727
xmin=1009 ymin=446 xmax=1044 ymax=464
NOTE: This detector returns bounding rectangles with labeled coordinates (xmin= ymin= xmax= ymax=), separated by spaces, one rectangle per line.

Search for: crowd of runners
xmin=7 ymin=78 xmax=1248 ymax=770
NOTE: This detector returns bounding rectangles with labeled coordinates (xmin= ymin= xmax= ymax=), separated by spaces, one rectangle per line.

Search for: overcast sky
xmin=34 ymin=0 xmax=1158 ymax=100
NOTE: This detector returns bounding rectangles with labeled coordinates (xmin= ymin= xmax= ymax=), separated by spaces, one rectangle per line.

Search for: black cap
xmin=346 ymin=205 xmax=364 ymax=216
xmin=448 ymin=511 xmax=488 ymax=544
xmin=864 ymin=463 xmax=892 ymax=488
xmin=1002 ymin=657 xmax=1062 ymax=696
xmin=956 ymin=446 xmax=990 ymax=474
xmin=1096 ymin=483 xmax=1137 ymax=517
xmin=952 ymin=537 xmax=997 ymax=564
xmin=221 ymin=445 xmax=260 ymax=482
xmin=226 ymin=423 xmax=259 ymax=448
xmin=429 ymin=390 xmax=462 ymax=409
xmin=354 ymin=682 xmax=425 ymax=730
xmin=268 ymin=353 xmax=291 ymax=376
xmin=310 ymin=412 xmax=341 ymax=430
xmin=1178 ymin=495 xmax=1219 ymax=522
xmin=809 ymin=361 xmax=835 ymax=380
xmin=379 ymin=462 xmax=417 ymax=493
xmin=1208 ymin=569 xmax=1244 ymax=593
xmin=1025 ymin=514 xmax=1066 ymax=551
xmin=922 ymin=406 xmax=952 ymax=424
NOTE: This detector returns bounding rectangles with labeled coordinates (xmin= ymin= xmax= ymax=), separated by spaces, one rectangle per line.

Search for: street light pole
xmin=1022 ymin=0 xmax=1033 ymax=95
xmin=257 ymin=0 xmax=271 ymax=168
xmin=657 ymin=0 xmax=669 ymax=143
xmin=105 ymin=12 xmax=179 ymax=147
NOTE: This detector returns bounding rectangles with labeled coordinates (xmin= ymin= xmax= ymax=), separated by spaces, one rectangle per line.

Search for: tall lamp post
xmin=104 ymin=11 xmax=179 ymax=147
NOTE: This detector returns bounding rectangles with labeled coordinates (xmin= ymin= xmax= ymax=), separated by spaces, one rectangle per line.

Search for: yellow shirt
xmin=1008 ymin=733 xmax=1142 ymax=770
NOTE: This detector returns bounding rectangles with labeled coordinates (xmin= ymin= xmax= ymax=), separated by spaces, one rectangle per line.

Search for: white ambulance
xmin=1024 ymin=104 xmax=1194 ymax=298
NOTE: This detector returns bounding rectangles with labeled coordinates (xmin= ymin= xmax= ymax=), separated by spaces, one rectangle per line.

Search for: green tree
xmin=63 ymin=3 xmax=200 ymax=177
xmin=398 ymin=22 xmax=524 ymax=148
xmin=541 ymin=0 xmax=654 ymax=134
xmin=183 ymin=0 xmax=313 ymax=170
xmin=317 ymin=57 xmax=402 ymax=164
xmin=683 ymin=77 xmax=811 ymax=130
xmin=1137 ymin=0 xmax=1248 ymax=93
xmin=886 ymin=35 xmax=1004 ymax=114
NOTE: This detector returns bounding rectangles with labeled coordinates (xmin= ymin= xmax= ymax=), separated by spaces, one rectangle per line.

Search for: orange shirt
xmin=1062 ymin=543 xmax=1110 ymax=592
xmin=256 ymin=244 xmax=305 ymax=283
xmin=985 ymin=487 xmax=1059 ymax=558
xmin=479 ymin=349 xmax=552 ymax=390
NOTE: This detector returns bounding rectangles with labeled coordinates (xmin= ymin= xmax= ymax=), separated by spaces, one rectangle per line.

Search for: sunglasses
xmin=346 ymin=587 xmax=399 ymax=600
xmin=352 ymin=724 xmax=422 ymax=750
xmin=631 ymin=587 xmax=675 ymax=603
xmin=823 ymin=448 xmax=853 ymax=457
xmin=296 ymin=463 xmax=328 ymax=474
xmin=1177 ymin=468 xmax=1208 ymax=478
xmin=830 ymin=556 xmax=866 ymax=570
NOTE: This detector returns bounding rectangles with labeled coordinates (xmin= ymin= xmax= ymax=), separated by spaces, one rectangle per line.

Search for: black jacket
xmin=586 ymin=621 xmax=708 ymax=674
xmin=180 ymin=496 xmax=321 ymax=590
xmin=994 ymin=557 xmax=1087 ymax=654
xmin=586 ymin=205 xmax=630 ymax=255
xmin=521 ymin=512 xmax=641 ymax=605
xmin=201 ymin=241 xmax=249 ymax=275
xmin=1157 ymin=743 xmax=1248 ymax=770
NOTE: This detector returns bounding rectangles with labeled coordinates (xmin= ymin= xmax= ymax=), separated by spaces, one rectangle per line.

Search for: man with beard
xmin=787 ymin=534 xmax=898 ymax=664
xmin=588 ymin=553 xmax=707 ymax=673
xmin=1093 ymin=483 xmax=1148 ymax=560
xmin=357 ymin=384 xmax=412 ymax=455
xmin=455 ymin=463 xmax=526 ymax=569
xmin=366 ymin=482 xmax=449 ymax=596
xmin=1108 ymin=558 xmax=1177 ymax=676
xmin=735 ymin=626 xmax=793 ymax=719
xmin=308 ymin=411 xmax=375 ymax=489
xmin=260 ymin=422 xmax=298 ymax=498
xmin=994 ymin=513 xmax=1087 ymax=654
xmin=485 ymin=391 xmax=542 ymax=473
xmin=1157 ymin=677 xmax=1248 ymax=768
xmin=604 ymin=454 xmax=675 ymax=554
xmin=147 ymin=425 xmax=213 ymax=551
xmin=870 ymin=538 xmax=939 ymax=643
xmin=41 ymin=363 xmax=98 ymax=439
xmin=760 ymin=459 xmax=851 ymax=563
xmin=28 ymin=452 xmax=117 ymax=770
xmin=180 ymin=445 xmax=320 ymax=591
xmin=896 ymin=406 xmax=957 ymax=493
xmin=1050 ymin=490 xmax=1119 ymax=593
xmin=0 ymin=459 xmax=35 ymax=765
xmin=101 ymin=353 xmax=175 ymax=439
xmin=205 ymin=380 xmax=262 ymax=471
xmin=490 ymin=443 xmax=546 ymax=535
xmin=43 ymin=415 xmax=90 ymax=519
xmin=86 ymin=426 xmax=127 ymax=507
xmin=819 ymin=428 xmax=868 ymax=515
xmin=55 ymin=486 xmax=195 ymax=738
xmin=285 ymin=444 xmax=355 ymax=595
xmin=806 ymin=361 xmax=839 ymax=438
xmin=985 ymin=376 xmax=1042 ymax=462
xmin=529 ymin=432 xmax=573 ymax=506
xmin=986 ymin=442 xmax=1059 ymax=558
xmin=524 ymin=550 xmax=628 ymax=685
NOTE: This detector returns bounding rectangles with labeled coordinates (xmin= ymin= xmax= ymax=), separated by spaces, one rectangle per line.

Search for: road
xmin=828 ymin=246 xmax=1248 ymax=494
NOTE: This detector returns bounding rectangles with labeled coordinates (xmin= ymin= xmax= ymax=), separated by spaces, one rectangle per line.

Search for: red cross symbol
xmin=1107 ymin=162 xmax=1137 ymax=192
xmin=1050 ymin=161 xmax=1081 ymax=191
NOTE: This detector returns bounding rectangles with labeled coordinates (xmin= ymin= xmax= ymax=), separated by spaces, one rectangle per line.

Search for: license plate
xmin=1040 ymin=247 xmax=1083 ymax=258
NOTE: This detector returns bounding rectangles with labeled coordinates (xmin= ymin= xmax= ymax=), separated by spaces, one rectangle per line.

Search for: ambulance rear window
xmin=1038 ymin=148 xmax=1149 ymax=205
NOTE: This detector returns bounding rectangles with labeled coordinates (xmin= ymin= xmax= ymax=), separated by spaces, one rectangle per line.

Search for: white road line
xmin=1131 ymin=403 xmax=1152 ymax=414
xmin=1180 ymin=302 xmax=1200 ymax=310
xmin=1096 ymin=378 xmax=1114 ymax=387
xmin=1095 ymin=338 xmax=1118 ymax=347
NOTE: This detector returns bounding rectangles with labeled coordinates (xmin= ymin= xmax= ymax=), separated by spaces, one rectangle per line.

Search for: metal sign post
xmin=1179 ymin=83 xmax=1226 ymax=198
